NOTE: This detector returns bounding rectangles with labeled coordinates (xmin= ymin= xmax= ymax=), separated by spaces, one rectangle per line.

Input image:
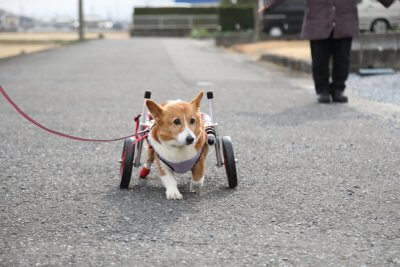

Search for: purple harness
xmin=157 ymin=149 xmax=202 ymax=173
xmin=147 ymin=137 xmax=203 ymax=173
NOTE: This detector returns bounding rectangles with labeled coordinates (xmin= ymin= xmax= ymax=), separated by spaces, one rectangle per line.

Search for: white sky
xmin=0 ymin=0 xmax=175 ymax=20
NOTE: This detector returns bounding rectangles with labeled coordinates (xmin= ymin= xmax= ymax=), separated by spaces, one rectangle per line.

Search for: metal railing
xmin=133 ymin=14 xmax=219 ymax=30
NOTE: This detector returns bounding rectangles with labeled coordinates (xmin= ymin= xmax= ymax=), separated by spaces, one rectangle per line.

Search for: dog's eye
xmin=173 ymin=118 xmax=181 ymax=125
xmin=190 ymin=118 xmax=196 ymax=124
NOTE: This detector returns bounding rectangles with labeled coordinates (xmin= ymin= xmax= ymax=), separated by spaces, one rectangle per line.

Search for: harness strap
xmin=156 ymin=146 xmax=203 ymax=173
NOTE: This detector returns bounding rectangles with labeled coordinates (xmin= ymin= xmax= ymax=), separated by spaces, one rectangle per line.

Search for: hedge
xmin=134 ymin=7 xmax=218 ymax=15
xmin=218 ymin=6 xmax=254 ymax=31
xmin=133 ymin=6 xmax=255 ymax=32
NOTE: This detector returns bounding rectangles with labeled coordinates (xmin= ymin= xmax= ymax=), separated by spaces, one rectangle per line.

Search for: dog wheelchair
xmin=119 ymin=91 xmax=238 ymax=189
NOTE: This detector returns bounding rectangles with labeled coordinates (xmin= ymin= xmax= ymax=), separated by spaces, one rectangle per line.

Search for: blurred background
xmin=0 ymin=0 xmax=399 ymax=70
xmin=1 ymin=0 xmax=399 ymax=37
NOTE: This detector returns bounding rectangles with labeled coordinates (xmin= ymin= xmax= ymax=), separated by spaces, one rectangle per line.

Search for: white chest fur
xmin=148 ymin=133 xmax=198 ymax=164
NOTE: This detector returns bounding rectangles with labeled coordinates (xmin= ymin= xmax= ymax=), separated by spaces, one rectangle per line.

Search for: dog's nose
xmin=186 ymin=135 xmax=194 ymax=145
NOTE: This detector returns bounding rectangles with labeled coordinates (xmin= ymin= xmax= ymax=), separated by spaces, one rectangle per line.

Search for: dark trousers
xmin=310 ymin=35 xmax=352 ymax=95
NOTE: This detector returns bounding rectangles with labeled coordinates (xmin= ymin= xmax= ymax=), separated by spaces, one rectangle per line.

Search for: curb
xmin=260 ymin=53 xmax=312 ymax=74
xmin=259 ymin=33 xmax=400 ymax=73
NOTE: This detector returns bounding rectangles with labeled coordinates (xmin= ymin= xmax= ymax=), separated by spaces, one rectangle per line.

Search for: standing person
xmin=259 ymin=0 xmax=395 ymax=103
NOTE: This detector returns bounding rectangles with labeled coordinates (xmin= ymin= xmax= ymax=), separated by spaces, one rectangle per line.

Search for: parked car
xmin=261 ymin=0 xmax=305 ymax=36
xmin=358 ymin=0 xmax=400 ymax=33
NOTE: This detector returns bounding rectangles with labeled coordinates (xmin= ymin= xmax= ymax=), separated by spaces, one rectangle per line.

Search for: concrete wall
xmin=351 ymin=33 xmax=400 ymax=71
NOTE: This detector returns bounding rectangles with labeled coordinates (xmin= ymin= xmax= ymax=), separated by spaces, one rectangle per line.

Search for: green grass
xmin=190 ymin=28 xmax=215 ymax=39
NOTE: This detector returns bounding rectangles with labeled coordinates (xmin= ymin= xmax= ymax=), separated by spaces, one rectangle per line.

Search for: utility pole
xmin=78 ymin=0 xmax=84 ymax=40
xmin=254 ymin=0 xmax=261 ymax=42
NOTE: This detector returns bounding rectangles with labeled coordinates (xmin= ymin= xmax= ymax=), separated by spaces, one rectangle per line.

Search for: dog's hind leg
xmin=139 ymin=146 xmax=155 ymax=179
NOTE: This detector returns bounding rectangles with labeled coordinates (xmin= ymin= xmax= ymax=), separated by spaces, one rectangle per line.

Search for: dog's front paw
xmin=190 ymin=178 xmax=203 ymax=194
xmin=166 ymin=188 xmax=183 ymax=200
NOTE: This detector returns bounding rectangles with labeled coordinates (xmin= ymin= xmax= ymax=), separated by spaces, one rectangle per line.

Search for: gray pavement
xmin=1 ymin=38 xmax=400 ymax=266
xmin=348 ymin=73 xmax=400 ymax=106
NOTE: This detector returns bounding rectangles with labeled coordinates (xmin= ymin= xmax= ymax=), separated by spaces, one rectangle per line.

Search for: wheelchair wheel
xmin=119 ymin=137 xmax=135 ymax=189
xmin=222 ymin=136 xmax=237 ymax=188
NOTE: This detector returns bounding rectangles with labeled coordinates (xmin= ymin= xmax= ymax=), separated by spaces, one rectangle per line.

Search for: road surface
xmin=1 ymin=38 xmax=399 ymax=266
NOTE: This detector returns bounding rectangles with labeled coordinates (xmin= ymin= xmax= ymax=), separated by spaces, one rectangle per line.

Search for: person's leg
xmin=331 ymin=37 xmax=352 ymax=103
xmin=310 ymin=37 xmax=332 ymax=102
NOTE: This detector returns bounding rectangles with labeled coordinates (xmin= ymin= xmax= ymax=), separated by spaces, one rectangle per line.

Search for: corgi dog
xmin=139 ymin=92 xmax=208 ymax=200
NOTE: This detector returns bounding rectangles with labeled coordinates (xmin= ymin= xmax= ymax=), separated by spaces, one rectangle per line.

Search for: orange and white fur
xmin=144 ymin=92 xmax=208 ymax=200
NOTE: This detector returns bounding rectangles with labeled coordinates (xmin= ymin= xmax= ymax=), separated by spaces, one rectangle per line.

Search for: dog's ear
xmin=191 ymin=91 xmax=204 ymax=110
xmin=146 ymin=100 xmax=163 ymax=121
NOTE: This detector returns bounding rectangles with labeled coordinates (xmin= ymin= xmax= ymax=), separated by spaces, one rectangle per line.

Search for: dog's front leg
xmin=190 ymin=165 xmax=204 ymax=194
xmin=190 ymin=145 xmax=208 ymax=194
xmin=156 ymin=158 xmax=182 ymax=200
xmin=161 ymin=171 xmax=183 ymax=200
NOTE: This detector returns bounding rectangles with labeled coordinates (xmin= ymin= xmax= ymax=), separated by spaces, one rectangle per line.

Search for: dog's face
xmin=146 ymin=92 xmax=204 ymax=148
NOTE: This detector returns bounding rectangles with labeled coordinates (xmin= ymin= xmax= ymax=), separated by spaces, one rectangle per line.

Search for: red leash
xmin=0 ymin=85 xmax=148 ymax=142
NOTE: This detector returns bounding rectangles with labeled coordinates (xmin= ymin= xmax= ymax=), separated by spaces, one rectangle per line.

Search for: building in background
xmin=0 ymin=9 xmax=20 ymax=32
xmin=19 ymin=15 xmax=36 ymax=30
xmin=51 ymin=16 xmax=75 ymax=30
xmin=0 ymin=8 xmax=128 ymax=33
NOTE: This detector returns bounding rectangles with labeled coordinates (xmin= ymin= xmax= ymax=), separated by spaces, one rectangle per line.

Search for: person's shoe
xmin=317 ymin=92 xmax=331 ymax=103
xmin=331 ymin=91 xmax=348 ymax=103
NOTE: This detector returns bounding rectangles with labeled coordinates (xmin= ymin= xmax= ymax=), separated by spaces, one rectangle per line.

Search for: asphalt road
xmin=1 ymin=38 xmax=400 ymax=266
